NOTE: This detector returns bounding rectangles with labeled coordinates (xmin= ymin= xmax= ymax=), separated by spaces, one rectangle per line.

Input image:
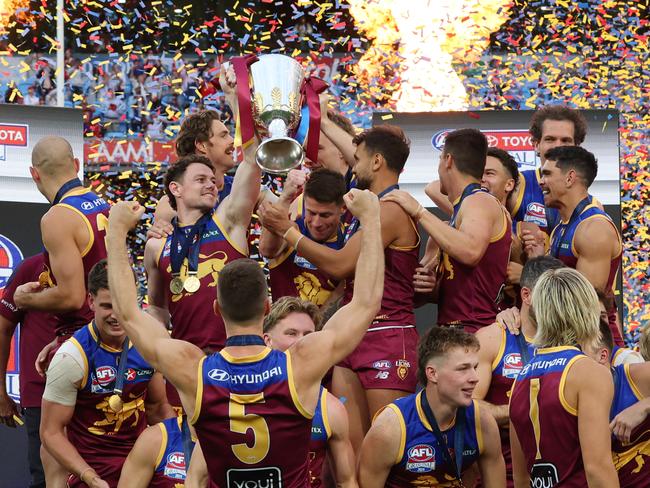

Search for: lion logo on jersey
xmin=168 ymin=250 xmax=228 ymax=302
xmin=294 ymin=272 xmax=330 ymax=306
xmin=436 ymin=252 xmax=455 ymax=281
xmin=88 ymin=393 xmax=145 ymax=435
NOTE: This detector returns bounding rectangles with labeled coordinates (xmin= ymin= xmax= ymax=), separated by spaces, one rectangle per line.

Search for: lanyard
xmin=52 ymin=177 xmax=83 ymax=206
xmin=180 ymin=415 xmax=195 ymax=469
xmin=515 ymin=332 xmax=531 ymax=365
xmin=345 ymin=184 xmax=399 ymax=242
xmin=169 ymin=212 xmax=212 ymax=276
xmin=449 ymin=183 xmax=485 ymax=228
xmin=225 ymin=335 xmax=266 ymax=347
xmin=91 ymin=321 xmax=129 ymax=395
xmin=419 ymin=392 xmax=466 ymax=481
xmin=550 ymin=195 xmax=591 ymax=257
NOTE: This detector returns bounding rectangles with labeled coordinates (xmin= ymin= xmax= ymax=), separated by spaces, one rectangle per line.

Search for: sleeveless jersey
xmin=190 ymin=347 xmax=312 ymax=488
xmin=484 ymin=328 xmax=535 ymax=488
xmin=308 ymin=387 xmax=332 ymax=488
xmin=341 ymin=215 xmax=419 ymax=331
xmin=219 ymin=174 xmax=234 ymax=201
xmin=65 ymin=324 xmax=155 ymax=485
xmin=510 ymin=168 xmax=559 ymax=233
xmin=549 ymin=200 xmax=623 ymax=345
xmin=157 ymin=212 xmax=247 ymax=352
xmin=611 ymin=364 xmax=650 ymax=488
xmin=42 ymin=188 xmax=110 ymax=337
xmin=438 ymin=200 xmax=511 ymax=331
xmin=151 ymin=416 xmax=191 ymax=488
xmin=510 ymin=346 xmax=588 ymax=487
xmin=384 ymin=392 xmax=482 ymax=487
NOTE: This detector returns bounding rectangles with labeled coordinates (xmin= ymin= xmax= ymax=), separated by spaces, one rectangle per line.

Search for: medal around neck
xmin=108 ymin=393 xmax=123 ymax=413
xmin=184 ymin=274 xmax=201 ymax=293
xmin=170 ymin=275 xmax=184 ymax=295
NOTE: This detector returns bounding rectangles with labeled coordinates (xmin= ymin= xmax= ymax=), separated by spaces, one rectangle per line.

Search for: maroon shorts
xmin=338 ymin=327 xmax=418 ymax=392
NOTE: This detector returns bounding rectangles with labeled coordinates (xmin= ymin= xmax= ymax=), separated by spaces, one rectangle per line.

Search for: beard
xmin=355 ymin=176 xmax=371 ymax=191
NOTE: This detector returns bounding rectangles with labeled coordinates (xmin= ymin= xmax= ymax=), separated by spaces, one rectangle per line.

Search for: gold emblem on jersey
xmin=396 ymin=359 xmax=410 ymax=381
xmin=88 ymin=393 xmax=145 ymax=436
xmin=294 ymin=272 xmax=330 ymax=306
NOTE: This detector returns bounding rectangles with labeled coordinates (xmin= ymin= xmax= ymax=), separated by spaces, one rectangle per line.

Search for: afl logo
xmin=431 ymin=129 xmax=452 ymax=150
xmin=166 ymin=451 xmax=186 ymax=470
xmin=503 ymin=353 xmax=523 ymax=379
xmin=95 ymin=366 xmax=117 ymax=386
xmin=525 ymin=202 xmax=547 ymax=227
xmin=406 ymin=444 xmax=435 ymax=473
xmin=0 ymin=234 xmax=24 ymax=292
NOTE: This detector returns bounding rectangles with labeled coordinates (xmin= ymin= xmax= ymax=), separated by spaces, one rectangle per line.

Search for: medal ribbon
xmin=345 ymin=184 xmax=399 ymax=242
xmin=449 ymin=183 xmax=485 ymax=228
xmin=181 ymin=415 xmax=194 ymax=469
xmin=300 ymin=76 xmax=329 ymax=164
xmin=230 ymin=54 xmax=259 ymax=150
xmin=225 ymin=335 xmax=266 ymax=347
xmin=91 ymin=321 xmax=129 ymax=396
xmin=52 ymin=177 xmax=83 ymax=206
xmin=515 ymin=332 xmax=531 ymax=365
xmin=550 ymin=195 xmax=592 ymax=257
xmin=420 ymin=391 xmax=466 ymax=481
xmin=170 ymin=212 xmax=212 ymax=277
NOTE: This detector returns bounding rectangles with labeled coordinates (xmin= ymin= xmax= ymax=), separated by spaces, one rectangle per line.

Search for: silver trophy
xmin=250 ymin=54 xmax=305 ymax=173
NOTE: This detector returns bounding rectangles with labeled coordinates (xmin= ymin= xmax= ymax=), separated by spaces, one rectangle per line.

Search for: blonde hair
xmin=531 ymin=268 xmax=601 ymax=352
xmin=638 ymin=325 xmax=650 ymax=361
xmin=263 ymin=296 xmax=322 ymax=333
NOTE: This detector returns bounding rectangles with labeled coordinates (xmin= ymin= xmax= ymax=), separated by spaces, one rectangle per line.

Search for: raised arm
xmin=320 ymin=93 xmax=356 ymax=167
xmin=424 ymin=180 xmax=453 ymax=216
xmin=14 ymin=208 xmax=86 ymax=312
xmin=289 ymin=189 xmax=384 ymax=401
xmin=106 ymin=201 xmax=204 ymax=413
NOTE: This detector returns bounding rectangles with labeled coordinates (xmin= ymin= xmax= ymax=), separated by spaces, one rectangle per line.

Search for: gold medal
xmin=170 ymin=276 xmax=184 ymax=295
xmin=184 ymin=274 xmax=201 ymax=293
xmin=108 ymin=394 xmax=123 ymax=413
xmin=38 ymin=271 xmax=51 ymax=288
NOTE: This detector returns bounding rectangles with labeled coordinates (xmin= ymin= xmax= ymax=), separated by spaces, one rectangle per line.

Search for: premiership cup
xmin=250 ymin=54 xmax=305 ymax=173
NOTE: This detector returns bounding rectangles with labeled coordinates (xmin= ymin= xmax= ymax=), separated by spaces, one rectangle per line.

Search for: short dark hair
xmin=544 ymin=146 xmax=598 ymax=187
xmin=217 ymin=259 xmax=268 ymax=324
xmin=327 ymin=109 xmax=356 ymax=136
xmin=487 ymin=147 xmax=520 ymax=189
xmin=164 ymin=155 xmax=214 ymax=210
xmin=520 ymin=256 xmax=565 ymax=290
xmin=304 ymin=169 xmax=346 ymax=205
xmin=598 ymin=317 xmax=614 ymax=354
xmin=417 ymin=326 xmax=479 ymax=385
xmin=175 ymin=110 xmax=221 ymax=157
xmin=88 ymin=259 xmax=108 ymax=295
xmin=529 ymin=105 xmax=587 ymax=145
xmin=263 ymin=297 xmax=323 ymax=333
xmin=443 ymin=128 xmax=487 ymax=180
xmin=352 ymin=125 xmax=410 ymax=174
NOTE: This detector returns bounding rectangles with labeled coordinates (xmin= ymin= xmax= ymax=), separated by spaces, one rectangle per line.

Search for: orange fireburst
xmin=349 ymin=0 xmax=513 ymax=112
xmin=0 ymin=0 xmax=32 ymax=35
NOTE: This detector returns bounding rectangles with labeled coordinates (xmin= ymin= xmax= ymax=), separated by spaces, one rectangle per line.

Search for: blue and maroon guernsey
xmin=611 ymin=364 xmax=650 ymax=488
xmin=510 ymin=346 xmax=588 ymax=487
xmin=65 ymin=324 xmax=154 ymax=487
xmin=308 ymin=387 xmax=332 ymax=488
xmin=157 ymin=212 xmax=247 ymax=352
xmin=151 ymin=416 xmax=190 ymax=488
xmin=438 ymin=203 xmax=511 ymax=332
xmin=190 ymin=347 xmax=313 ymax=488
xmin=484 ymin=328 xmax=535 ymax=488
xmin=549 ymin=201 xmax=623 ymax=346
xmin=42 ymin=187 xmax=110 ymax=338
xmin=510 ymin=169 xmax=560 ymax=234
xmin=384 ymin=391 xmax=482 ymax=487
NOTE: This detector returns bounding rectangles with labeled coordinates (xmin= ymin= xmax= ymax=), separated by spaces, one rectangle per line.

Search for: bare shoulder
xmin=475 ymin=323 xmax=503 ymax=357
xmin=568 ymin=356 xmax=612 ymax=388
xmin=41 ymin=205 xmax=79 ymax=232
xmin=144 ymin=236 xmax=165 ymax=257
xmin=379 ymin=199 xmax=409 ymax=221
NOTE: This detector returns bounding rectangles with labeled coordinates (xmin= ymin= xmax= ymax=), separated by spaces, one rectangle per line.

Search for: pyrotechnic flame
xmin=349 ymin=0 xmax=513 ymax=112
xmin=0 ymin=0 xmax=31 ymax=35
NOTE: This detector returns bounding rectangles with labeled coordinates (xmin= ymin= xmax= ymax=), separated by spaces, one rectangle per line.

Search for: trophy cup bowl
xmin=250 ymin=54 xmax=306 ymax=174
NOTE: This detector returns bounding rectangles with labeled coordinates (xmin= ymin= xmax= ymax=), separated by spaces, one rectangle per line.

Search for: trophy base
xmin=256 ymin=137 xmax=304 ymax=174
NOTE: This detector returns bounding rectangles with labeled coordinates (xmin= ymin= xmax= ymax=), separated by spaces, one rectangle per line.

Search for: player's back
xmin=611 ymin=364 xmax=650 ymax=488
xmin=42 ymin=187 xmax=110 ymax=337
xmin=191 ymin=347 xmax=312 ymax=488
xmin=510 ymin=346 xmax=588 ymax=487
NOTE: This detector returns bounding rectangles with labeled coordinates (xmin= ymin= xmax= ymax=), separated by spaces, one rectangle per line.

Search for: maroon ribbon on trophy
xmin=300 ymin=76 xmax=329 ymax=164
xmin=230 ymin=54 xmax=259 ymax=149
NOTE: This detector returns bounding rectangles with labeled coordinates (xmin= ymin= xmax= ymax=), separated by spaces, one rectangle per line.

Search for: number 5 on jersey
xmin=229 ymin=392 xmax=270 ymax=464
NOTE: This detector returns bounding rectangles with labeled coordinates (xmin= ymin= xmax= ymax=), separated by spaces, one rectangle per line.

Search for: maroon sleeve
xmin=0 ymin=256 xmax=40 ymax=324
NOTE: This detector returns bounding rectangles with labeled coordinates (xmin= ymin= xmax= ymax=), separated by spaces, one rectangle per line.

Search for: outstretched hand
xmin=109 ymin=201 xmax=145 ymax=233
xmin=344 ymin=188 xmax=379 ymax=221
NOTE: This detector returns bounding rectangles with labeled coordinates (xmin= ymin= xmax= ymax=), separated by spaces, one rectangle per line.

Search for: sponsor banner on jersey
xmin=524 ymin=202 xmax=548 ymax=227
xmin=531 ymin=462 xmax=559 ymax=487
xmin=0 ymin=124 xmax=28 ymax=161
xmin=226 ymin=466 xmax=282 ymax=488
xmin=0 ymin=234 xmax=24 ymax=402
xmin=502 ymin=353 xmax=523 ymax=379
xmin=208 ymin=366 xmax=283 ymax=385
xmin=164 ymin=451 xmax=186 ymax=479
xmin=406 ymin=444 xmax=436 ymax=473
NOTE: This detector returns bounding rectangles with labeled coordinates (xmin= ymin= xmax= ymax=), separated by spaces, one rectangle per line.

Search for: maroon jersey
xmin=341 ymin=219 xmax=419 ymax=331
xmin=64 ymin=324 xmax=155 ymax=487
xmin=0 ymin=254 xmax=56 ymax=408
xmin=157 ymin=213 xmax=246 ymax=351
xmin=510 ymin=346 xmax=588 ymax=487
xmin=438 ymin=200 xmax=511 ymax=331
xmin=191 ymin=348 xmax=312 ymax=488
xmin=42 ymin=187 xmax=110 ymax=338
